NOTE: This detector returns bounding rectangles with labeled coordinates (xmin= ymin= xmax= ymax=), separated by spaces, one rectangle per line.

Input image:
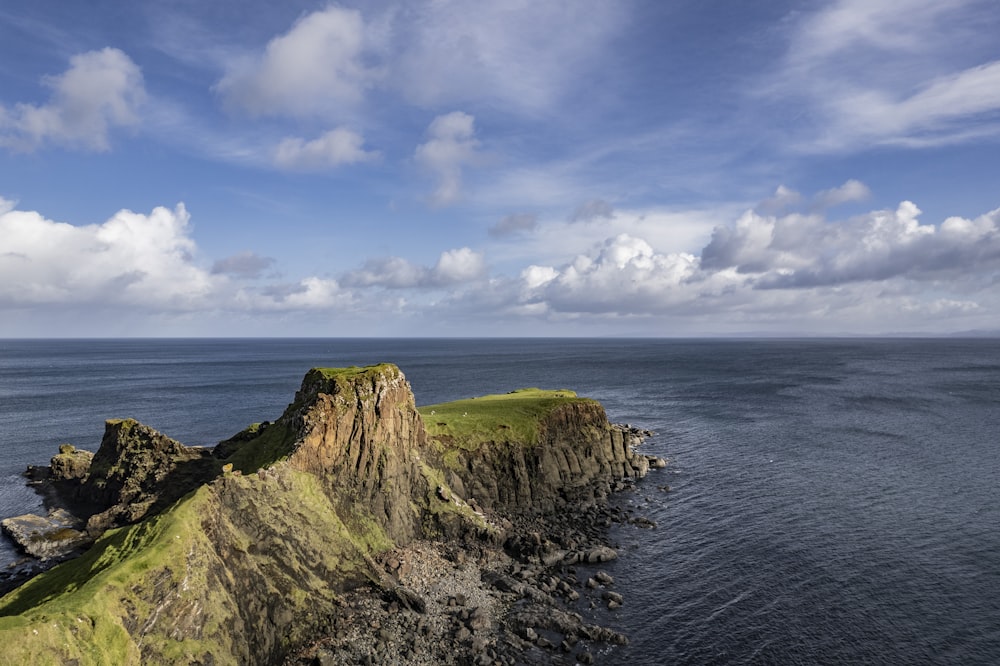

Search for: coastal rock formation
xmin=0 ymin=364 xmax=661 ymax=665
xmin=0 ymin=509 xmax=88 ymax=561
xmin=49 ymin=444 xmax=93 ymax=481
xmin=434 ymin=400 xmax=651 ymax=516
xmin=82 ymin=418 xmax=217 ymax=535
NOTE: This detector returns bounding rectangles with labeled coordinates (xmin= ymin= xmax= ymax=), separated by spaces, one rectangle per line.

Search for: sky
xmin=1 ymin=0 xmax=999 ymax=337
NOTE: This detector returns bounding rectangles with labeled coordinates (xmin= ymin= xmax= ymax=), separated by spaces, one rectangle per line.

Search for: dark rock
xmin=386 ymin=585 xmax=426 ymax=614
xmin=466 ymin=607 xmax=490 ymax=632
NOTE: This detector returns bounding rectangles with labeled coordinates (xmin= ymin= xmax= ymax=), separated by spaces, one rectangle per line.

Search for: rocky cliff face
xmin=0 ymin=364 xmax=656 ymax=665
xmin=430 ymin=399 xmax=651 ymax=516
xmin=285 ymin=366 xmax=429 ymax=544
xmin=83 ymin=419 xmax=216 ymax=535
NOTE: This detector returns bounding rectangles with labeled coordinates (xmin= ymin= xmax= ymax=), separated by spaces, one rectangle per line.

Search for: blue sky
xmin=1 ymin=0 xmax=999 ymax=336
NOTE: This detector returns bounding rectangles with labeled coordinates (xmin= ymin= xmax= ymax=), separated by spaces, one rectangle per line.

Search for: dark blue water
xmin=1 ymin=338 xmax=999 ymax=664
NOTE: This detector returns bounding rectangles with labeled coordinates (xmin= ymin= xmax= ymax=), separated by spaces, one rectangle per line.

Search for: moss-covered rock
xmin=420 ymin=392 xmax=650 ymax=515
xmin=49 ymin=445 xmax=92 ymax=482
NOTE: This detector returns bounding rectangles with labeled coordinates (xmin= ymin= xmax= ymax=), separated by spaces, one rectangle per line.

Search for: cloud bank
xmin=2 ymin=188 xmax=996 ymax=335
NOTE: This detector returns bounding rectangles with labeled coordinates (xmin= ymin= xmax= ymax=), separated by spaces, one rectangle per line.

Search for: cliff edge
xmin=0 ymin=364 xmax=661 ymax=665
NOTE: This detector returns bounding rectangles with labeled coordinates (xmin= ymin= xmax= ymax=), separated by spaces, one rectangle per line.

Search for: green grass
xmin=307 ymin=364 xmax=401 ymax=382
xmin=0 ymin=463 xmax=397 ymax=665
xmin=0 ymin=486 xmax=210 ymax=664
xmin=418 ymin=388 xmax=590 ymax=453
xmin=302 ymin=364 xmax=401 ymax=404
xmin=221 ymin=419 xmax=298 ymax=473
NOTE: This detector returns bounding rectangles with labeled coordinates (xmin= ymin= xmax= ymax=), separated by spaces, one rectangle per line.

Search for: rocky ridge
xmin=0 ymin=364 xmax=665 ymax=665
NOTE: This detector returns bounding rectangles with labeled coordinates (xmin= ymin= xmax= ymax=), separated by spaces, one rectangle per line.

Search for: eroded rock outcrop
xmin=0 ymin=364 xmax=658 ymax=665
xmin=82 ymin=418 xmax=217 ymax=535
xmin=428 ymin=398 xmax=652 ymax=516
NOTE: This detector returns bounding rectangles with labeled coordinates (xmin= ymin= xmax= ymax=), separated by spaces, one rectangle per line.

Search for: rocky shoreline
xmin=287 ymin=478 xmax=654 ymax=666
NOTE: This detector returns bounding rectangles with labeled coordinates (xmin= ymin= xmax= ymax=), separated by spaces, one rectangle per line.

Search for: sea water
xmin=1 ymin=338 xmax=998 ymax=664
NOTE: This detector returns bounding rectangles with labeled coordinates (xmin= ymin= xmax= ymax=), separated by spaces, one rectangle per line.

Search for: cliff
xmin=0 ymin=364 xmax=657 ymax=665
xmin=420 ymin=389 xmax=650 ymax=515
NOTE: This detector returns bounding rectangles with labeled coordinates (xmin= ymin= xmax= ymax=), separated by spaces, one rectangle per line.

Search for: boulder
xmin=1 ymin=508 xmax=90 ymax=560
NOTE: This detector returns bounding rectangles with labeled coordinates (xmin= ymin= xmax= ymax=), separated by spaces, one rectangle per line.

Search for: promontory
xmin=0 ymin=363 xmax=664 ymax=665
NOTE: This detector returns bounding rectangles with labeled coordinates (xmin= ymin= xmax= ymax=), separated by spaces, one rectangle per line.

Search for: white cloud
xmin=433 ymin=247 xmax=486 ymax=283
xmin=460 ymin=191 xmax=999 ymax=333
xmin=517 ymin=234 xmax=704 ymax=315
xmin=414 ymin=111 xmax=480 ymax=206
xmin=341 ymin=246 xmax=486 ymax=288
xmin=701 ymin=200 xmax=1000 ymax=289
xmin=212 ymin=1 xmax=626 ymax=122
xmin=790 ymin=0 xmax=954 ymax=63
xmin=274 ymin=127 xmax=379 ymax=170
xmin=822 ymin=60 xmax=1000 ymax=149
xmin=504 ymin=205 xmax=728 ymax=271
xmin=0 ymin=201 xmax=212 ymax=308
xmin=758 ymin=185 xmax=803 ymax=215
xmin=0 ymin=48 xmax=145 ymax=152
xmin=215 ymin=6 xmax=372 ymax=119
xmin=277 ymin=277 xmax=350 ymax=309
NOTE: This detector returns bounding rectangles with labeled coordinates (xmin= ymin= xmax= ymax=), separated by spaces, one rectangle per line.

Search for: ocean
xmin=1 ymin=338 xmax=998 ymax=664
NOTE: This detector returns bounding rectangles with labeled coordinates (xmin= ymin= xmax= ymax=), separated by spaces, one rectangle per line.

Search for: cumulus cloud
xmin=0 ymin=48 xmax=145 ymax=152
xmin=414 ymin=111 xmax=481 ymax=206
xmin=476 ymin=190 xmax=1000 ymax=334
xmin=701 ymin=200 xmax=1000 ymax=289
xmin=489 ymin=213 xmax=537 ymax=238
xmin=274 ymin=127 xmax=379 ymax=170
xmin=341 ymin=247 xmax=486 ymax=288
xmin=517 ymin=234 xmax=704 ymax=315
xmin=0 ymin=200 xmax=212 ymax=307
xmin=215 ymin=6 xmax=372 ymax=118
xmin=0 ymin=200 xmax=369 ymax=320
xmin=570 ymin=199 xmax=615 ymax=223
xmin=249 ymin=277 xmax=355 ymax=310
xmin=211 ymin=251 xmax=276 ymax=278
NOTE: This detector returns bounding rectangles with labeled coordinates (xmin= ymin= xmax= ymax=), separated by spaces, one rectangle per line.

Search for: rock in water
xmin=1 ymin=508 xmax=89 ymax=560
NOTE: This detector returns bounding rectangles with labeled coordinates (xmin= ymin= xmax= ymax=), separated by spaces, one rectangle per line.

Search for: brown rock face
xmin=285 ymin=366 xmax=429 ymax=544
